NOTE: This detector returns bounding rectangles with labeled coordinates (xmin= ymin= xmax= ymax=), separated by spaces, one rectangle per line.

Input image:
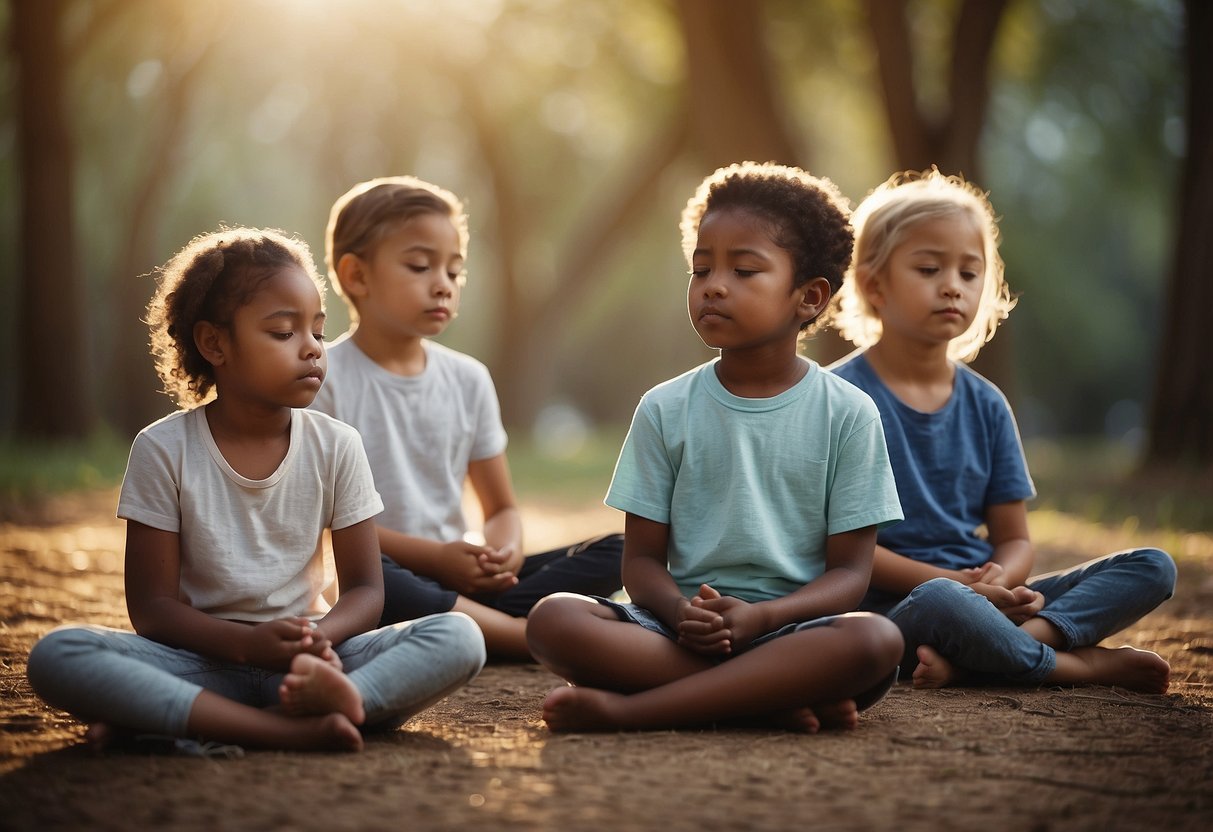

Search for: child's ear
xmin=797 ymin=277 xmax=832 ymax=322
xmin=336 ymin=252 xmax=369 ymax=300
xmin=856 ymin=264 xmax=884 ymax=310
xmin=193 ymin=321 xmax=226 ymax=368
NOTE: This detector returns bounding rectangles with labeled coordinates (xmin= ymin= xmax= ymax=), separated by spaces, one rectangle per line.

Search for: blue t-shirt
xmin=606 ymin=358 xmax=903 ymax=603
xmin=830 ymin=352 xmax=1035 ymax=586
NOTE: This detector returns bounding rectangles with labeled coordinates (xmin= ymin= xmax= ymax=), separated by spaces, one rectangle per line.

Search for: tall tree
xmin=1146 ymin=0 xmax=1213 ymax=469
xmin=11 ymin=0 xmax=95 ymax=438
xmin=107 ymin=31 xmax=215 ymax=436
xmin=861 ymin=0 xmax=1015 ymax=387
xmin=464 ymin=0 xmax=805 ymax=429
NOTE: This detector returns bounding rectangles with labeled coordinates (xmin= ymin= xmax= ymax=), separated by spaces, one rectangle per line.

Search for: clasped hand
xmin=959 ymin=563 xmax=1044 ymax=624
xmin=675 ymin=584 xmax=765 ymax=656
xmin=438 ymin=540 xmax=521 ymax=597
xmin=244 ymin=617 xmax=342 ymax=672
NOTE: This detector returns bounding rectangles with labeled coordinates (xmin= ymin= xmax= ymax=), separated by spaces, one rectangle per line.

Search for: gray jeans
xmin=27 ymin=612 xmax=485 ymax=735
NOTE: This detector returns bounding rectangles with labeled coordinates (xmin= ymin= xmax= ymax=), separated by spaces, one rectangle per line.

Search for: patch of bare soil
xmin=1 ymin=495 xmax=1211 ymax=831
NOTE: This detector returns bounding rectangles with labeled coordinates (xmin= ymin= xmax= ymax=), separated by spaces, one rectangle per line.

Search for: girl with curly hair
xmin=27 ymin=227 xmax=484 ymax=753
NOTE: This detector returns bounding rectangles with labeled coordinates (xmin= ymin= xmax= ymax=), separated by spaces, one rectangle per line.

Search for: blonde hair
xmin=827 ymin=168 xmax=1015 ymax=363
xmin=324 ymin=175 xmax=468 ymax=321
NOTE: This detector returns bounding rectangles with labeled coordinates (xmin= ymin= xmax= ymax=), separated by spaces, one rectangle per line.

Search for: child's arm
xmin=690 ymin=526 xmax=879 ymax=654
xmin=983 ymin=500 xmax=1043 ymax=622
xmin=467 ymin=453 xmax=525 ymax=577
xmin=868 ymin=544 xmax=974 ymax=595
xmin=369 ymin=452 xmax=523 ymax=596
xmin=376 ymin=527 xmax=519 ymax=595
xmin=125 ymin=521 xmax=319 ymax=671
xmin=621 ymin=513 xmax=725 ymax=647
xmin=314 ymin=517 xmax=384 ymax=645
xmin=985 ymin=500 xmax=1034 ymax=587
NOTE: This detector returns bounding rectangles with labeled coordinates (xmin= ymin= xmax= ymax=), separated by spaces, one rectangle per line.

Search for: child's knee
xmin=900 ymin=577 xmax=973 ymax=619
xmin=429 ymin=612 xmax=488 ymax=674
xmin=525 ymin=594 xmax=597 ymax=656
xmin=834 ymin=612 xmax=904 ymax=668
xmin=27 ymin=626 xmax=98 ymax=695
xmin=1135 ymin=548 xmax=1178 ymax=599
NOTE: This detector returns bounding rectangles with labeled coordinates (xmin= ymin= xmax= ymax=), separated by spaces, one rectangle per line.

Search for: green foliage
xmin=507 ymin=426 xmax=628 ymax=508
xmin=0 ymin=0 xmax=1189 ymax=442
xmin=985 ymin=0 xmax=1184 ymax=437
xmin=0 ymin=429 xmax=130 ymax=500
xmin=1027 ymin=438 xmax=1213 ymax=534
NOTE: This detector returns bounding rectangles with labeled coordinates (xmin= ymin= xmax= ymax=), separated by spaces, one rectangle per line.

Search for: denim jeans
xmin=27 ymin=612 xmax=486 ymax=735
xmin=879 ymin=548 xmax=1176 ymax=686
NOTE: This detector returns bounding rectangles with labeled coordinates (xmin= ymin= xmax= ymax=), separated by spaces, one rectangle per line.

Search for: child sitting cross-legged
xmin=27 ymin=227 xmax=486 ymax=753
xmin=525 ymin=162 xmax=906 ymax=732
xmin=311 ymin=176 xmax=624 ymax=661
xmin=828 ymin=168 xmax=1176 ymax=692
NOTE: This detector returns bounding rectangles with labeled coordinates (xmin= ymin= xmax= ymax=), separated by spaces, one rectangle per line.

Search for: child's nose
xmin=302 ymin=333 xmax=323 ymax=358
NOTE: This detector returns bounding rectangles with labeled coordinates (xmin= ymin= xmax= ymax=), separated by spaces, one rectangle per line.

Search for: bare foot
xmin=762 ymin=707 xmax=822 ymax=734
xmin=85 ymin=722 xmax=118 ymax=754
xmin=809 ymin=699 xmax=859 ymax=731
xmin=279 ymin=653 xmax=366 ymax=725
xmin=1054 ymin=646 xmax=1170 ymax=693
xmin=293 ymin=713 xmax=364 ymax=752
xmin=541 ymin=685 xmax=628 ymax=732
xmin=912 ymin=645 xmax=959 ymax=689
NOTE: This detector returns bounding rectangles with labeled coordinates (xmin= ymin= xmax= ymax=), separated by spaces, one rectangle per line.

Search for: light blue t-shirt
xmin=606 ymin=358 xmax=903 ymax=603
xmin=830 ymin=351 xmax=1036 ymax=582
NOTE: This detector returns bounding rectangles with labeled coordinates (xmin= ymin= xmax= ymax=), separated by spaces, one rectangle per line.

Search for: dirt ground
xmin=1 ymin=491 xmax=1211 ymax=832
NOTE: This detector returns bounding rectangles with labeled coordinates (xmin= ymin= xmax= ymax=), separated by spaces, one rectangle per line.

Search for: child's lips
xmin=426 ymin=307 xmax=452 ymax=320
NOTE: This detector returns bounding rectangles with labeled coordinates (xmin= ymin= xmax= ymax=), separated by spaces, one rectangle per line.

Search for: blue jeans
xmin=27 ymin=613 xmax=486 ymax=736
xmin=876 ymin=548 xmax=1176 ymax=686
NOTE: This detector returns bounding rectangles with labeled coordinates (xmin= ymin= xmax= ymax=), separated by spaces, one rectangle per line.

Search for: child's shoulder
xmin=423 ymin=339 xmax=492 ymax=377
xmin=953 ymin=362 xmax=1013 ymax=408
xmin=812 ymin=360 xmax=882 ymax=419
xmin=825 ymin=349 xmax=873 ymax=385
xmin=134 ymin=408 xmax=196 ymax=444
xmin=295 ymin=407 xmax=363 ymax=443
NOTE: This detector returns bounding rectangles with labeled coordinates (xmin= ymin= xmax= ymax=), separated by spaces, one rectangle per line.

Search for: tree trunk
xmin=1145 ymin=0 xmax=1213 ymax=469
xmin=108 ymin=44 xmax=212 ymax=435
xmin=862 ymin=0 xmax=1015 ymax=395
xmin=12 ymin=0 xmax=95 ymax=438
xmin=677 ymin=0 xmax=798 ymax=168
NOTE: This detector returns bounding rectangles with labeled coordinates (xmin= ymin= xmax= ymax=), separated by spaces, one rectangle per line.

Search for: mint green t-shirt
xmin=606 ymin=358 xmax=902 ymax=603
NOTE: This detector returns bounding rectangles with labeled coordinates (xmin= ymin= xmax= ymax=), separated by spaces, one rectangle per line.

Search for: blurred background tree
xmin=0 ymin=0 xmax=1199 ymax=471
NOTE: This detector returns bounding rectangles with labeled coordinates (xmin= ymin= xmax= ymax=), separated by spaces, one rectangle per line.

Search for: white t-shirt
xmin=606 ymin=359 xmax=903 ymax=602
xmin=117 ymin=407 xmax=384 ymax=622
xmin=310 ymin=336 xmax=508 ymax=542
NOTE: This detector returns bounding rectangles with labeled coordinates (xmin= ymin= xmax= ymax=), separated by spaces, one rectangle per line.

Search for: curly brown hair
xmin=146 ymin=226 xmax=324 ymax=407
xmin=680 ymin=161 xmax=854 ymax=332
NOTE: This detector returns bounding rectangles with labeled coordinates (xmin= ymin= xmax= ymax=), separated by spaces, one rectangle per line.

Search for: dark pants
xmin=379 ymin=533 xmax=625 ymax=625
